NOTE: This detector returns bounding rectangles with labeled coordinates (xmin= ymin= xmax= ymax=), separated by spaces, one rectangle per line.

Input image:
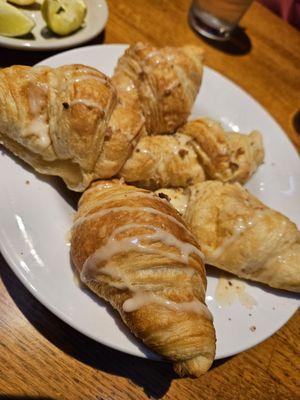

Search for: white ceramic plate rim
xmin=0 ymin=44 xmax=299 ymax=362
xmin=0 ymin=0 xmax=108 ymax=51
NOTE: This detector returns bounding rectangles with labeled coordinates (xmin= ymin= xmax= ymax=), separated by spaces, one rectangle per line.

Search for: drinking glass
xmin=189 ymin=0 xmax=253 ymax=41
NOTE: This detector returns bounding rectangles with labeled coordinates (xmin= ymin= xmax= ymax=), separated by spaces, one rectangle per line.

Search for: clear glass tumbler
xmin=189 ymin=0 xmax=253 ymax=41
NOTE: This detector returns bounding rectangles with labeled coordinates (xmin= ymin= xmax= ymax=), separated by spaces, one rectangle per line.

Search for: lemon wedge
xmin=0 ymin=0 xmax=35 ymax=37
xmin=42 ymin=0 xmax=86 ymax=36
xmin=8 ymin=0 xmax=36 ymax=5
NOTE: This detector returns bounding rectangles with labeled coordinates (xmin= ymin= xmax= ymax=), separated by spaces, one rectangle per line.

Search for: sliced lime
xmin=0 ymin=1 xmax=35 ymax=37
xmin=8 ymin=0 xmax=36 ymax=5
xmin=42 ymin=0 xmax=86 ymax=36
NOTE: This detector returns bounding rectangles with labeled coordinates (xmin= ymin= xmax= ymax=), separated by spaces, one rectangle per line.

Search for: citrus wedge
xmin=8 ymin=0 xmax=36 ymax=5
xmin=42 ymin=0 xmax=86 ymax=36
xmin=0 ymin=1 xmax=35 ymax=37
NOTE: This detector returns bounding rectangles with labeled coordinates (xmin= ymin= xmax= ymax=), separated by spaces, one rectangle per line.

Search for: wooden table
xmin=0 ymin=1 xmax=299 ymax=399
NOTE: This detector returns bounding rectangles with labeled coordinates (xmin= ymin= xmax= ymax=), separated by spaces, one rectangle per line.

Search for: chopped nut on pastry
xmin=120 ymin=118 xmax=264 ymax=189
xmin=177 ymin=118 xmax=264 ymax=184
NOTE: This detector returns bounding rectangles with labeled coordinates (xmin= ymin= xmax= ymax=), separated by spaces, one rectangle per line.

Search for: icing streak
xmin=78 ymin=190 xmax=157 ymax=216
xmin=82 ymin=223 xmax=203 ymax=271
xmin=69 ymin=99 xmax=105 ymax=111
xmin=80 ymin=218 xmax=208 ymax=317
xmin=208 ymin=209 xmax=285 ymax=261
xmin=123 ymin=292 xmax=212 ymax=319
xmin=209 ymin=217 xmax=253 ymax=260
xmin=73 ymin=203 xmax=198 ymax=246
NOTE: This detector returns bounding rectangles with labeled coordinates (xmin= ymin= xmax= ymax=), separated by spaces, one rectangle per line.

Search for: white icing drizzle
xmin=209 ymin=217 xmax=254 ymax=260
xmin=165 ymin=80 xmax=180 ymax=93
xmin=28 ymin=82 xmax=48 ymax=114
xmin=69 ymin=99 xmax=104 ymax=111
xmin=98 ymin=262 xmax=204 ymax=295
xmin=165 ymin=53 xmax=175 ymax=62
xmin=81 ymin=221 xmax=207 ymax=316
xmin=60 ymin=70 xmax=110 ymax=96
xmin=82 ymin=242 xmax=210 ymax=319
xmin=84 ymin=181 xmax=116 ymax=194
xmin=78 ymin=190 xmax=157 ymax=218
xmin=77 ymin=186 xmax=208 ymax=318
xmin=82 ymin=224 xmax=203 ymax=275
xmin=123 ymin=292 xmax=211 ymax=319
xmin=25 ymin=80 xmax=50 ymax=150
xmin=209 ymin=208 xmax=288 ymax=261
xmin=82 ymin=187 xmax=155 ymax=205
xmin=144 ymin=49 xmax=163 ymax=65
xmin=112 ymin=223 xmax=203 ymax=263
xmin=124 ymin=81 xmax=136 ymax=92
xmin=72 ymin=74 xmax=108 ymax=85
xmin=73 ymin=205 xmax=198 ymax=247
xmin=24 ymin=115 xmax=50 ymax=149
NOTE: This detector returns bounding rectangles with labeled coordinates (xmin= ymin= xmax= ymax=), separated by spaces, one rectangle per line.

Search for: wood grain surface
xmin=0 ymin=1 xmax=299 ymax=399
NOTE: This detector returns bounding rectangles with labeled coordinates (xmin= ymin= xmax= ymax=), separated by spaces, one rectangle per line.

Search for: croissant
xmin=71 ymin=180 xmax=216 ymax=377
xmin=119 ymin=132 xmax=206 ymax=189
xmin=0 ymin=43 xmax=204 ymax=191
xmin=114 ymin=42 xmax=204 ymax=135
xmin=156 ymin=182 xmax=300 ymax=292
xmin=0 ymin=64 xmax=117 ymax=191
xmin=119 ymin=118 xmax=264 ymax=189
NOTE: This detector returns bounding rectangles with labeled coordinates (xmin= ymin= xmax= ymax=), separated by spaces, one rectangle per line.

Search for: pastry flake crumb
xmin=158 ymin=192 xmax=171 ymax=202
xmin=250 ymin=325 xmax=256 ymax=332
xmin=25 ymin=180 xmax=30 ymax=185
xmin=178 ymin=149 xmax=188 ymax=158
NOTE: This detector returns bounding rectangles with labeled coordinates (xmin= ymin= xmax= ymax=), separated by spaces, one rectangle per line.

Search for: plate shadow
xmin=0 ymin=30 xmax=105 ymax=68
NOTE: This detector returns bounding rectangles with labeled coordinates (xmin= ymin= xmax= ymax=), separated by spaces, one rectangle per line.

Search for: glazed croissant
xmin=114 ymin=42 xmax=204 ymax=135
xmin=71 ymin=180 xmax=216 ymax=377
xmin=120 ymin=118 xmax=264 ymax=189
xmin=0 ymin=43 xmax=204 ymax=191
xmin=0 ymin=64 xmax=117 ymax=191
xmin=156 ymin=182 xmax=300 ymax=292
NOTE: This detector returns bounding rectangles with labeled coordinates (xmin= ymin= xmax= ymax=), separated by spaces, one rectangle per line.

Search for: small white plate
xmin=0 ymin=0 xmax=108 ymax=51
xmin=0 ymin=45 xmax=299 ymax=361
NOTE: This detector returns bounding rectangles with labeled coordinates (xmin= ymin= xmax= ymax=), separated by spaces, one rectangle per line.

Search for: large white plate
xmin=0 ymin=45 xmax=299 ymax=361
xmin=0 ymin=0 xmax=108 ymax=51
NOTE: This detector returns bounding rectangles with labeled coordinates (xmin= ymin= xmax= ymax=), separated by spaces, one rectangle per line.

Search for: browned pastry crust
xmin=93 ymin=70 xmax=147 ymax=179
xmin=120 ymin=118 xmax=264 ymax=189
xmin=0 ymin=49 xmax=264 ymax=193
xmin=0 ymin=64 xmax=117 ymax=191
xmin=178 ymin=118 xmax=265 ymax=184
xmin=114 ymin=42 xmax=204 ymax=134
xmin=71 ymin=180 xmax=216 ymax=377
xmin=119 ymin=133 xmax=205 ymax=189
xmin=0 ymin=43 xmax=205 ymax=191
xmin=156 ymin=182 xmax=300 ymax=292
